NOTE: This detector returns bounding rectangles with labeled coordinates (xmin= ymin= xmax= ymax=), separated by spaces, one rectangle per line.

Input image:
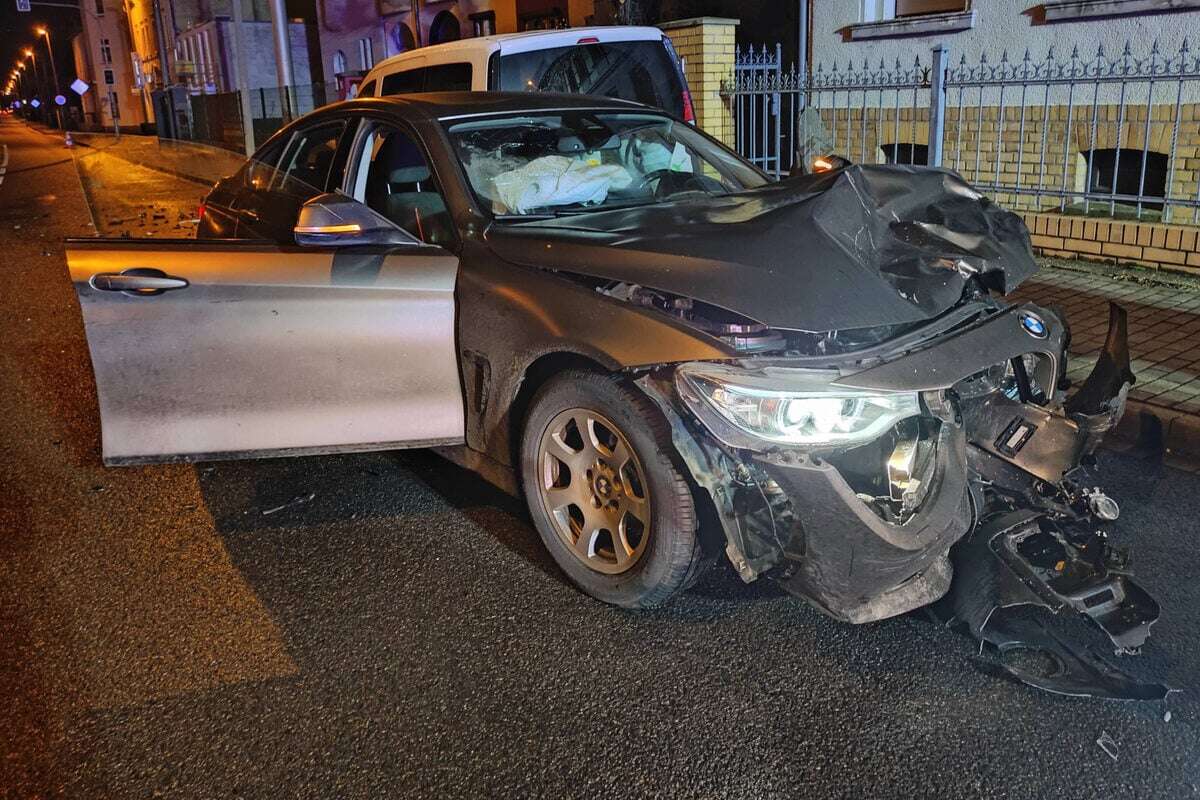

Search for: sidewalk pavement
xmin=54 ymin=127 xmax=244 ymax=186
xmin=1013 ymin=258 xmax=1200 ymax=466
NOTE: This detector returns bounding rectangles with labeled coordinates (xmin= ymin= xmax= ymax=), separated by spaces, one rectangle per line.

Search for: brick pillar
xmin=659 ymin=17 xmax=738 ymax=147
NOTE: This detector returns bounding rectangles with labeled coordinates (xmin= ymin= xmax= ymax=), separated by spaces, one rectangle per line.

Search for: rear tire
xmin=520 ymin=370 xmax=704 ymax=608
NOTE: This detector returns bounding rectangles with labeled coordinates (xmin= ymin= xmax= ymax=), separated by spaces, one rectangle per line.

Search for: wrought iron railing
xmin=725 ymin=39 xmax=1200 ymax=225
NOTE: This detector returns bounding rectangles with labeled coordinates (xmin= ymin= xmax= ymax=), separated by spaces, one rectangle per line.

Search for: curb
xmin=1110 ymin=399 xmax=1200 ymax=468
xmin=68 ymin=135 xmax=220 ymax=188
xmin=27 ymin=122 xmax=229 ymax=188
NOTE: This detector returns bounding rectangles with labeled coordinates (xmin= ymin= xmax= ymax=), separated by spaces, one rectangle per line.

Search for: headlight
xmin=676 ymin=363 xmax=921 ymax=447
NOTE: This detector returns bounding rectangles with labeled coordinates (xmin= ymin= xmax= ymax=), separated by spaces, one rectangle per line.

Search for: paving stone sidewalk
xmin=1014 ymin=258 xmax=1200 ymax=416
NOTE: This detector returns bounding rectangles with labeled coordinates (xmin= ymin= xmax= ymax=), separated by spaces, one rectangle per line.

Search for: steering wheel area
xmin=633 ymin=168 xmax=723 ymax=199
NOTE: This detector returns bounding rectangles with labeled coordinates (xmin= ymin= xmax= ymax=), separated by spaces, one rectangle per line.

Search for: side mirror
xmin=294 ymin=193 xmax=421 ymax=248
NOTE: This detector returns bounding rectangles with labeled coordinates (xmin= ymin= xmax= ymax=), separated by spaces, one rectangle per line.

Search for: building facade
xmin=71 ymin=0 xmax=152 ymax=130
xmin=175 ymin=17 xmax=313 ymax=92
xmin=314 ymin=0 xmax=598 ymax=89
xmin=812 ymin=0 xmax=1200 ymax=69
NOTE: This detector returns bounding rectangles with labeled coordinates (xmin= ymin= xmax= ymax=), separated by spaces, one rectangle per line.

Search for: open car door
xmin=66 ymin=231 xmax=464 ymax=465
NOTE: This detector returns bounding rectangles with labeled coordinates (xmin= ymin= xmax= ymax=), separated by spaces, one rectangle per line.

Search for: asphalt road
xmin=1 ymin=116 xmax=1198 ymax=799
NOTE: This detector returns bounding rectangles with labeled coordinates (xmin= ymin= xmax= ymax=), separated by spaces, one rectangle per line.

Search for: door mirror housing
xmin=294 ymin=193 xmax=422 ymax=248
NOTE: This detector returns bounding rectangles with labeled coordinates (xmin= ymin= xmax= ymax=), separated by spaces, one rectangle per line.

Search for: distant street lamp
xmin=35 ymin=26 xmax=69 ymax=143
xmin=22 ymin=48 xmax=45 ymax=114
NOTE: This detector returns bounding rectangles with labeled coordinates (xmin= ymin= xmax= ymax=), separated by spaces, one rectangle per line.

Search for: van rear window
xmin=497 ymin=41 xmax=685 ymax=118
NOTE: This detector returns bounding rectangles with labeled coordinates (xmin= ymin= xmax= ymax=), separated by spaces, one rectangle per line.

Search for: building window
xmin=391 ymin=22 xmax=416 ymax=54
xmin=864 ymin=0 xmax=968 ymax=21
xmin=100 ymin=38 xmax=112 ymax=64
xmin=470 ymin=11 xmax=496 ymax=37
xmin=332 ymin=50 xmax=347 ymax=76
xmin=429 ymin=11 xmax=461 ymax=44
xmin=94 ymin=0 xmax=104 ymax=15
xmin=1082 ymin=148 xmax=1167 ymax=211
xmin=357 ymin=38 xmax=374 ymax=70
xmin=880 ymin=142 xmax=928 ymax=165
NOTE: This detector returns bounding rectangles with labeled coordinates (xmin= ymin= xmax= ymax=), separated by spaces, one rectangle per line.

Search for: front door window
xmin=352 ymin=124 xmax=455 ymax=247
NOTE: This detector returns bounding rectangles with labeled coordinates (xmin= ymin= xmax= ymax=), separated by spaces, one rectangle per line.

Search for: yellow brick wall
xmin=812 ymin=103 xmax=1200 ymax=224
xmin=1023 ymin=212 xmax=1200 ymax=274
xmin=660 ymin=17 xmax=738 ymax=147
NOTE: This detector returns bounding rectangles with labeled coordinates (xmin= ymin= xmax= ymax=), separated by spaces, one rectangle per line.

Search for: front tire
xmin=520 ymin=370 xmax=704 ymax=608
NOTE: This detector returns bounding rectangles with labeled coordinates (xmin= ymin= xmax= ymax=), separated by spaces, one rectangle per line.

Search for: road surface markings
xmin=0 ymin=143 xmax=7 ymax=186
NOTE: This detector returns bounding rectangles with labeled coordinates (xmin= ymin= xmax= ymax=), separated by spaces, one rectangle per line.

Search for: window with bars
xmin=100 ymin=38 xmax=112 ymax=64
xmin=879 ymin=143 xmax=929 ymax=165
xmin=1082 ymin=148 xmax=1168 ymax=211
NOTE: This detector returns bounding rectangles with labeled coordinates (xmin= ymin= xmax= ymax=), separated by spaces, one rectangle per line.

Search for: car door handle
xmin=90 ymin=268 xmax=189 ymax=294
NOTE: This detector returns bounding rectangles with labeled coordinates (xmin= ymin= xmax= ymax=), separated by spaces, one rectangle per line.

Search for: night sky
xmin=1 ymin=2 xmax=83 ymax=99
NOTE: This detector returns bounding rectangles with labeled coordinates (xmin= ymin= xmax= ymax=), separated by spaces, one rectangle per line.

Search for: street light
xmin=22 ymin=48 xmax=43 ymax=114
xmin=34 ymin=26 xmax=68 ymax=143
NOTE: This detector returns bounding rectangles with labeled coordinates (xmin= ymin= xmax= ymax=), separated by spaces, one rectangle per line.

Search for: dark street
xmin=2 ymin=116 xmax=1199 ymax=799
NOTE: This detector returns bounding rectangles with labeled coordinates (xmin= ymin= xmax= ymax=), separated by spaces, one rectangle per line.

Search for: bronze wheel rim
xmin=536 ymin=408 xmax=652 ymax=575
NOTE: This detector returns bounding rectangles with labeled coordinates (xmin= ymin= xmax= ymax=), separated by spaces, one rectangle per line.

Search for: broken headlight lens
xmin=677 ymin=363 xmax=921 ymax=447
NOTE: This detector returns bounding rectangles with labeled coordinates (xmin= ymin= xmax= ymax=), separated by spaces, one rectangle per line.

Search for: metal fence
xmin=725 ymin=40 xmax=1200 ymax=225
xmin=157 ymin=81 xmax=343 ymax=153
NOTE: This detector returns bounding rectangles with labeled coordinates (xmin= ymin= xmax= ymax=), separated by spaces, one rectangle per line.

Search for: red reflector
xmin=681 ymin=90 xmax=695 ymax=123
xmin=577 ymin=37 xmax=599 ymax=44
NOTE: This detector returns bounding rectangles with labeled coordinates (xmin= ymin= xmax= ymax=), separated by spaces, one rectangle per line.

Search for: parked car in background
xmin=73 ymin=93 xmax=1165 ymax=701
xmin=356 ymin=26 xmax=694 ymax=123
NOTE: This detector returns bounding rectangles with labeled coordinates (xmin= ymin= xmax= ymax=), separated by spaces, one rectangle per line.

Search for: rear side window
xmin=277 ymin=120 xmax=347 ymax=198
xmin=381 ymin=62 xmax=472 ymax=94
xmin=497 ymin=40 xmax=685 ymax=118
xmin=424 ymin=63 xmax=472 ymax=92
xmin=243 ymin=140 xmax=286 ymax=190
xmin=383 ymin=68 xmax=425 ymax=94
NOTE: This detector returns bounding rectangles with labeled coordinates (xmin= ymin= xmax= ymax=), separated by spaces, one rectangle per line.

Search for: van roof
xmin=365 ymin=25 xmax=665 ymax=74
xmin=347 ymin=91 xmax=651 ymax=121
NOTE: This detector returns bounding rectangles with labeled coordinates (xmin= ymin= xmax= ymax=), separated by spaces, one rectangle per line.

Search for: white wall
xmin=812 ymin=1 xmax=1200 ymax=71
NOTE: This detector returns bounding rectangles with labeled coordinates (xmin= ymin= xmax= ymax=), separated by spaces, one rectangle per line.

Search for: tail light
xmin=681 ymin=89 xmax=695 ymax=124
xmin=577 ymin=36 xmax=599 ymax=44
xmin=197 ymin=201 xmax=207 ymax=221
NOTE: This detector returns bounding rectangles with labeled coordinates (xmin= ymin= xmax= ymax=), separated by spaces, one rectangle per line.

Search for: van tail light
xmin=681 ymin=89 xmax=695 ymax=124
xmin=577 ymin=36 xmax=599 ymax=44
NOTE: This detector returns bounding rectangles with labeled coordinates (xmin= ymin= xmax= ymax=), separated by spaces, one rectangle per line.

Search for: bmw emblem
xmin=1019 ymin=311 xmax=1048 ymax=339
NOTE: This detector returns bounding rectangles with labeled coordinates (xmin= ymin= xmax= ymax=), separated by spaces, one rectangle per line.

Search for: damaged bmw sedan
xmin=68 ymin=93 xmax=1165 ymax=698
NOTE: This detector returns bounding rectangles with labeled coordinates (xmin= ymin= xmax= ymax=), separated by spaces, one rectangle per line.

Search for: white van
xmin=358 ymin=26 xmax=695 ymax=122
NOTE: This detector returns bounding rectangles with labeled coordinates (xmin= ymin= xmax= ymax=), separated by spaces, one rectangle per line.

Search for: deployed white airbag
xmin=491 ymin=155 xmax=632 ymax=214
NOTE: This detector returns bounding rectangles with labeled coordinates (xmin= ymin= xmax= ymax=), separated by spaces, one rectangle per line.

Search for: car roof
xmin=322 ymin=91 xmax=655 ymax=122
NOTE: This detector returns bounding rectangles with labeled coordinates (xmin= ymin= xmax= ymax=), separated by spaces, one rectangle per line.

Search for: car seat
xmin=385 ymin=165 xmax=453 ymax=245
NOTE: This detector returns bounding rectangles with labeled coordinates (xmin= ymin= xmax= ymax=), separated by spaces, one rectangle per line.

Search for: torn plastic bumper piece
xmin=944 ymin=510 xmax=1167 ymax=700
xmin=755 ymin=425 xmax=971 ymax=623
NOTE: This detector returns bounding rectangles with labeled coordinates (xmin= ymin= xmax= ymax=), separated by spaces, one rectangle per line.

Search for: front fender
xmin=457 ymin=245 xmax=734 ymax=465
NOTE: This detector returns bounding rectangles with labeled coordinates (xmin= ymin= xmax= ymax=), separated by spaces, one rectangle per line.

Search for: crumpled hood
xmin=485 ymin=164 xmax=1039 ymax=332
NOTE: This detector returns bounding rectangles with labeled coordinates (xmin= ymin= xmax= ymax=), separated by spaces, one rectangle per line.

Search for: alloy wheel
xmin=536 ymin=408 xmax=652 ymax=575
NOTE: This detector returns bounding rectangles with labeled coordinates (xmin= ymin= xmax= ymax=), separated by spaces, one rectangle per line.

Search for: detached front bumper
xmin=639 ymin=301 xmax=1167 ymax=699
